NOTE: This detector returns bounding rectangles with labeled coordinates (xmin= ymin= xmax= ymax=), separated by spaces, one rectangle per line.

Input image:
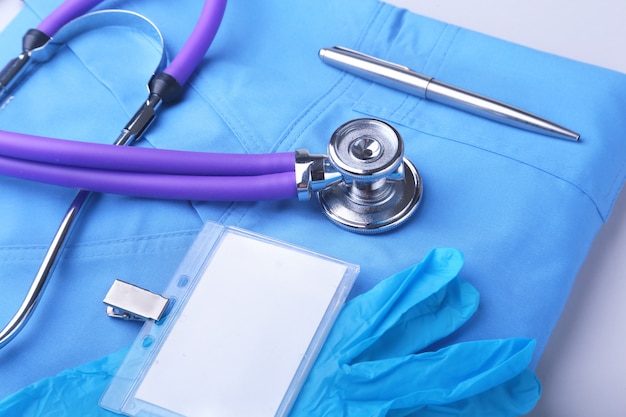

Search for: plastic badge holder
xmin=100 ymin=221 xmax=359 ymax=417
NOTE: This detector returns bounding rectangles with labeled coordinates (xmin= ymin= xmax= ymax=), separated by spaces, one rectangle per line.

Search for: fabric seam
xmin=420 ymin=129 xmax=608 ymax=221
xmin=0 ymin=230 xmax=199 ymax=260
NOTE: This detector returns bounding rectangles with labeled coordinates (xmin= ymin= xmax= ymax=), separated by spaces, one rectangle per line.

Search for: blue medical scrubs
xmin=1 ymin=0 xmax=625 ymax=400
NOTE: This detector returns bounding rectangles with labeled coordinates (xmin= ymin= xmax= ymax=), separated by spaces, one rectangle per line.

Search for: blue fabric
xmin=0 ymin=249 xmax=541 ymax=416
xmin=0 ymin=0 xmax=625 ymax=402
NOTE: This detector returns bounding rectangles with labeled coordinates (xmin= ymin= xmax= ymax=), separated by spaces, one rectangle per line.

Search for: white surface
xmin=386 ymin=0 xmax=626 ymax=75
xmin=383 ymin=1 xmax=626 ymax=416
xmin=2 ymin=0 xmax=626 ymax=415
xmin=0 ymin=0 xmax=22 ymax=32
xmin=134 ymin=231 xmax=349 ymax=417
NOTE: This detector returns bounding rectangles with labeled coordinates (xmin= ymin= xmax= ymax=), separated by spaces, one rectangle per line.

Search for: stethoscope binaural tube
xmin=35 ymin=0 xmax=227 ymax=87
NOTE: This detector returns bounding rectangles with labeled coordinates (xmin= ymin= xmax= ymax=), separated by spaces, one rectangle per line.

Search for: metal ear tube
xmin=297 ymin=118 xmax=423 ymax=234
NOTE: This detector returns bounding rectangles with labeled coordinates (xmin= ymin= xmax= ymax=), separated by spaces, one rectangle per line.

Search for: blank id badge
xmin=101 ymin=221 xmax=359 ymax=417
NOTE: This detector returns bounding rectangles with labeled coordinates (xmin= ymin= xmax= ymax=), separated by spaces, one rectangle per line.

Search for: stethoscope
xmin=0 ymin=0 xmax=423 ymax=348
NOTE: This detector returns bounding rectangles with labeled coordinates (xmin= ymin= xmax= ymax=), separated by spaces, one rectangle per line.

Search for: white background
xmin=2 ymin=0 xmax=626 ymax=415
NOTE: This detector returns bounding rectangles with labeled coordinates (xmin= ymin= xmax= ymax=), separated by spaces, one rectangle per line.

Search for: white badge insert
xmin=101 ymin=222 xmax=358 ymax=417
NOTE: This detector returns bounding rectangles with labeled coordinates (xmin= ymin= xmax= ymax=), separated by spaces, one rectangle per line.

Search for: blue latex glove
xmin=289 ymin=248 xmax=540 ymax=416
xmin=0 ymin=249 xmax=539 ymax=416
xmin=0 ymin=348 xmax=127 ymax=417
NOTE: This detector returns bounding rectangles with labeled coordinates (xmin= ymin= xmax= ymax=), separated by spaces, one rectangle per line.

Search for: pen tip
xmin=554 ymin=128 xmax=580 ymax=141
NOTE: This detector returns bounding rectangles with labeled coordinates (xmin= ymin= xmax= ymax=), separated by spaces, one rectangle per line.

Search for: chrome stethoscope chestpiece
xmin=318 ymin=118 xmax=422 ymax=233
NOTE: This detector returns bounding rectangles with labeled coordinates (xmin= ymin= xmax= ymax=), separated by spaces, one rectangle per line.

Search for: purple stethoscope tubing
xmin=0 ymin=0 xmax=299 ymax=201
xmin=164 ymin=0 xmax=226 ymax=85
xmin=0 ymin=154 xmax=297 ymax=201
xmin=0 ymin=130 xmax=295 ymax=176
xmin=37 ymin=0 xmax=107 ymax=36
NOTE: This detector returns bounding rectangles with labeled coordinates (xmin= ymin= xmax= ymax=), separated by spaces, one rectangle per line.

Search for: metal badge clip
xmin=103 ymin=280 xmax=169 ymax=322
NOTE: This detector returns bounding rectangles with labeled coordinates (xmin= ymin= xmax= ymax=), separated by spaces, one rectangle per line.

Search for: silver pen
xmin=319 ymin=46 xmax=580 ymax=141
